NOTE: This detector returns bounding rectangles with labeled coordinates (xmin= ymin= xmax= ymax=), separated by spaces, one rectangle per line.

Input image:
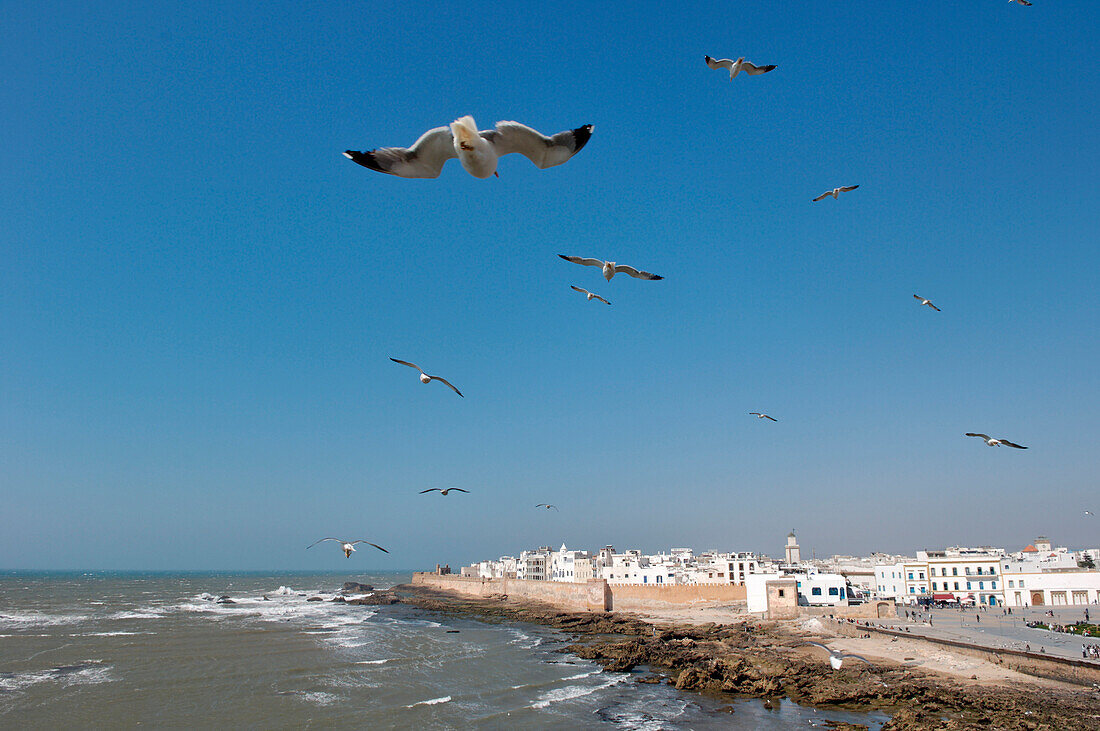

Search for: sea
xmin=0 ymin=572 xmax=889 ymax=729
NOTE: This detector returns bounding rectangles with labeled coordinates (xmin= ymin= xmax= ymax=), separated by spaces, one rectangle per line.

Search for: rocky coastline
xmin=392 ymin=583 xmax=1098 ymax=730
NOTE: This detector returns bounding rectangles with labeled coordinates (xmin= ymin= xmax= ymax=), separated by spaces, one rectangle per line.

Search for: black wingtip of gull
xmin=571 ymin=125 xmax=594 ymax=154
xmin=344 ymin=149 xmax=387 ymax=174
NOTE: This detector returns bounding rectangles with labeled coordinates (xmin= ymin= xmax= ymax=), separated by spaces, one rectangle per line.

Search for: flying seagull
xmin=704 ymin=55 xmax=777 ymax=80
xmin=390 ymin=359 xmax=463 ymax=397
xmin=1009 ymin=0 xmax=1032 ymax=6
xmin=570 ymin=285 xmax=611 ymax=305
xmin=913 ymin=295 xmax=941 ymax=312
xmin=749 ymin=412 xmax=778 ymax=422
xmin=307 ymin=538 xmax=389 ymax=558
xmin=966 ymin=433 xmax=1028 ymax=449
xmin=558 ymin=255 xmax=663 ymax=282
xmin=344 ymin=116 xmax=593 ymax=179
xmin=535 ymin=504 xmax=559 ymax=511
xmin=813 ymin=185 xmax=859 ymax=202
xmin=802 ymin=642 xmax=872 ymax=670
xmin=1083 ymin=510 xmax=1093 ymax=517
xmin=419 ymin=488 xmax=469 ymax=496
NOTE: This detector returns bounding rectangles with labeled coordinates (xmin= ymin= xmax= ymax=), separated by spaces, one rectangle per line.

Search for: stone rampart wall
xmin=410 ymin=573 xmax=608 ymax=611
xmin=608 ymin=583 xmax=747 ymax=612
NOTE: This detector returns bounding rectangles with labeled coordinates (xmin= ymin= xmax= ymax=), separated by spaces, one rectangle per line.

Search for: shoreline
xmin=393 ymin=583 xmax=1099 ymax=730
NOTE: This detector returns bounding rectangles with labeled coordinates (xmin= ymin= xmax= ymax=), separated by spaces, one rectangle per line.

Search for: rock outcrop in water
xmin=347 ymin=590 xmax=400 ymax=606
xmin=391 ymin=583 xmax=1098 ymax=730
xmin=342 ymin=582 xmax=375 ymax=593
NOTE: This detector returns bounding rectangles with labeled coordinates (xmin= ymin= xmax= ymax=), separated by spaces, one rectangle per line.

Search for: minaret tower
xmin=785 ymin=531 xmax=801 ymax=565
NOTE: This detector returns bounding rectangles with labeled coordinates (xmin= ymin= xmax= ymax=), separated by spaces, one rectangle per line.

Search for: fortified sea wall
xmin=410 ymin=573 xmax=747 ymax=613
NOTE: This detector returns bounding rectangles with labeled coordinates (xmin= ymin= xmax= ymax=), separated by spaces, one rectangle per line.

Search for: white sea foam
xmin=77 ymin=631 xmax=153 ymax=637
xmin=355 ymin=658 xmax=393 ymax=665
xmin=0 ymin=661 xmax=114 ymax=692
xmin=273 ymin=586 xmax=296 ymax=596
xmin=0 ymin=611 xmax=89 ymax=629
xmin=109 ymin=609 xmax=166 ymax=620
xmin=531 ymin=676 xmax=628 ymax=709
xmin=407 ymin=695 xmax=451 ymax=708
xmin=562 ymin=670 xmax=600 ymax=681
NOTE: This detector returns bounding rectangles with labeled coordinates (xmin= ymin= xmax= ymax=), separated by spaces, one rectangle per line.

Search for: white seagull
xmin=704 ymin=55 xmax=777 ymax=80
xmin=1082 ymin=510 xmax=1093 ymax=517
xmin=344 ymin=116 xmax=593 ymax=179
xmin=390 ymin=358 xmax=463 ymax=397
xmin=307 ymin=538 xmax=389 ymax=558
xmin=558 ymin=255 xmax=663 ymax=282
xmin=966 ymin=433 xmax=1028 ymax=449
xmin=1009 ymin=0 xmax=1032 ymax=6
xmin=913 ymin=295 xmax=941 ymax=312
xmin=813 ymin=185 xmax=860 ymax=202
xmin=570 ymin=285 xmax=611 ymax=305
xmin=749 ymin=412 xmax=778 ymax=422
xmin=535 ymin=503 xmax=559 ymax=511
xmin=802 ymin=642 xmax=872 ymax=670
xmin=419 ymin=488 xmax=469 ymax=496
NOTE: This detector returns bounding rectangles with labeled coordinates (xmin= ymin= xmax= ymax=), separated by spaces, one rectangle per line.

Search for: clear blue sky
xmin=2 ymin=2 xmax=1097 ymax=570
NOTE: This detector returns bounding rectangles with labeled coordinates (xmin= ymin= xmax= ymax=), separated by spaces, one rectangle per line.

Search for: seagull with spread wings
xmin=535 ymin=504 xmax=559 ymax=511
xmin=749 ymin=412 xmax=778 ymax=422
xmin=345 ymin=116 xmax=593 ymax=179
xmin=570 ymin=285 xmax=611 ymax=305
xmin=704 ymin=55 xmax=777 ymax=80
xmin=913 ymin=295 xmax=941 ymax=312
xmin=813 ymin=185 xmax=860 ymax=202
xmin=1009 ymin=0 xmax=1032 ymax=6
xmin=307 ymin=538 xmax=389 ymax=558
xmin=802 ymin=642 xmax=873 ymax=670
xmin=966 ymin=433 xmax=1028 ymax=449
xmin=558 ymin=255 xmax=663 ymax=282
xmin=420 ymin=488 xmax=469 ymax=496
xmin=390 ymin=358 xmax=463 ymax=397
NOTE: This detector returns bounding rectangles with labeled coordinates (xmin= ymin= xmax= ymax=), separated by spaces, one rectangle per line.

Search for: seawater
xmin=0 ymin=572 xmax=888 ymax=729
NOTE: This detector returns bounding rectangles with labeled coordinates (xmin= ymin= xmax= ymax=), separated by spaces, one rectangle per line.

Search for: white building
xmin=789 ymin=571 xmax=849 ymax=607
xmin=549 ymin=543 xmax=593 ymax=582
xmin=517 ymin=547 xmax=551 ymax=581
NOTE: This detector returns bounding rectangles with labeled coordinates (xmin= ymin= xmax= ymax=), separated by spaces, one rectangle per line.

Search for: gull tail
xmin=450 ymin=115 xmax=480 ymax=147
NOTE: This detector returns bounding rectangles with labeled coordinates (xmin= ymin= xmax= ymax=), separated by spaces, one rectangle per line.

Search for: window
xmin=965 ymin=567 xmax=972 ymax=575
xmin=908 ymin=572 xmax=914 ymax=580
xmin=954 ymin=582 xmax=959 ymax=590
xmin=919 ymin=587 xmax=925 ymax=593
xmin=976 ymin=568 xmax=983 ymax=575
xmin=812 ymin=587 xmax=822 ymax=596
xmin=966 ymin=582 xmax=971 ymax=590
xmin=979 ymin=581 xmax=984 ymax=590
xmin=990 ymin=567 xmax=996 ymax=574
xmin=932 ymin=582 xmax=938 ymax=590
xmin=919 ymin=572 xmax=925 ymax=580
xmin=778 ymin=589 xmax=785 ymax=597
xmin=828 ymin=587 xmax=839 ymax=596
xmin=952 ymin=568 xmax=958 ymax=576
xmin=1008 ymin=580 xmax=1014 ymax=588
xmin=909 ymin=587 xmax=915 ymax=594
xmin=1019 ymin=580 xmax=1025 ymax=587
xmin=991 ymin=582 xmax=996 ymax=590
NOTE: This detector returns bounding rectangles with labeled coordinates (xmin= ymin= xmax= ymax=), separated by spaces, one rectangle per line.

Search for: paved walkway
xmin=844 ymin=605 xmax=1100 ymax=663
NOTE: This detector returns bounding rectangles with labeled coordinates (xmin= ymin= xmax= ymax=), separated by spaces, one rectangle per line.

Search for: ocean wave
xmin=354 ymin=658 xmax=393 ymax=665
xmin=531 ymin=676 xmax=628 ymax=709
xmin=109 ymin=610 xmax=166 ymax=620
xmin=562 ymin=670 xmax=600 ymax=682
xmin=406 ymin=695 xmax=451 ymax=708
xmin=76 ymin=631 xmax=153 ymax=637
xmin=0 ymin=661 xmax=114 ymax=692
xmin=0 ymin=611 xmax=89 ymax=629
xmin=278 ymin=690 xmax=341 ymax=706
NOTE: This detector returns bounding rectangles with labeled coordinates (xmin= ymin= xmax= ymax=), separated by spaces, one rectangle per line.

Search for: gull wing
xmin=307 ymin=537 xmax=344 ymax=549
xmin=591 ymin=293 xmax=611 ymax=305
xmin=349 ymin=541 xmax=389 ymax=553
xmin=741 ymin=61 xmax=777 ymax=75
xmin=344 ymin=126 xmax=456 ymax=179
xmin=613 ymin=263 xmax=663 ymax=280
xmin=432 ymin=376 xmax=464 ymax=398
xmin=449 ymin=488 xmax=470 ymax=493
xmin=839 ymin=185 xmax=860 ymax=193
xmin=571 ymin=285 xmax=590 ymax=295
xmin=913 ymin=294 xmax=926 ymax=302
xmin=812 ymin=191 xmax=831 ymax=202
xmin=390 ymin=358 xmax=425 ymax=374
xmin=802 ymin=641 xmax=831 ymax=652
xmin=999 ymin=440 xmax=1028 ymax=449
xmin=928 ymin=303 xmax=941 ymax=311
xmin=704 ymin=55 xmax=734 ymax=70
xmin=841 ymin=654 xmax=872 ymax=664
xmin=420 ymin=488 xmax=442 ymax=493
xmin=487 ymin=122 xmax=593 ymax=169
xmin=559 ymin=255 xmax=605 ymax=269
xmin=965 ymin=433 xmax=991 ymax=440
xmin=764 ymin=414 xmax=777 ymax=421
